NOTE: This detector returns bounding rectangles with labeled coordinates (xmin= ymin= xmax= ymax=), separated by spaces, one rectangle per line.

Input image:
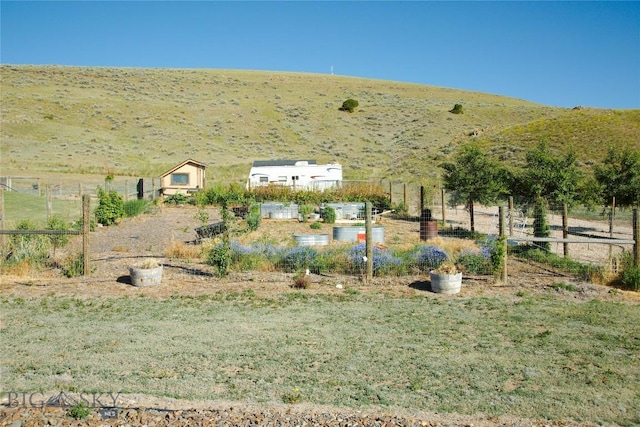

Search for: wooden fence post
xmin=46 ymin=185 xmax=52 ymax=221
xmin=403 ymin=183 xmax=407 ymax=214
xmin=562 ymin=203 xmax=569 ymax=258
xmin=0 ymin=189 xmax=4 ymax=249
xmin=633 ymin=208 xmax=639 ymax=267
xmin=441 ymin=189 xmax=446 ymax=226
xmin=508 ymin=196 xmax=514 ymax=236
xmin=82 ymin=195 xmax=90 ymax=276
xmin=499 ymin=206 xmax=507 ymax=285
xmin=365 ymin=202 xmax=373 ymax=282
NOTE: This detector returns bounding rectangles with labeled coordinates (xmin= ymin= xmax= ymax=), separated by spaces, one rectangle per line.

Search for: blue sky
xmin=1 ymin=1 xmax=638 ymax=109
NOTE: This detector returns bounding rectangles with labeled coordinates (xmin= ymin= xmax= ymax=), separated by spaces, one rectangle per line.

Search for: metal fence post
xmin=365 ymin=201 xmax=373 ymax=282
xmin=82 ymin=195 xmax=90 ymax=276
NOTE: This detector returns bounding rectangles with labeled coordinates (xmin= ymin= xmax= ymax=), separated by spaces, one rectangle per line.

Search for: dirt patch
xmin=1 ymin=205 xmax=636 ymax=303
xmin=0 ymin=398 xmax=604 ymax=427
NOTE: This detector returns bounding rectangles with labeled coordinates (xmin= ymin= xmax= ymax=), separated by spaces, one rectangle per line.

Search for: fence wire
xmin=1 ymin=177 xmax=637 ymax=283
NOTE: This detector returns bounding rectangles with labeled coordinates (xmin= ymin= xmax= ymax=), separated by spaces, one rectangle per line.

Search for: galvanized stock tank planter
xmin=293 ymin=234 xmax=330 ymax=246
xmin=332 ymin=226 xmax=384 ymax=243
xmin=129 ymin=259 xmax=163 ymax=287
xmin=429 ymin=261 xmax=462 ymax=294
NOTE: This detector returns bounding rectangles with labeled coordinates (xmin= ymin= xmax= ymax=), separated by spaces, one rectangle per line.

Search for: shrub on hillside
xmin=340 ymin=98 xmax=359 ymax=113
xmin=449 ymin=104 xmax=464 ymax=114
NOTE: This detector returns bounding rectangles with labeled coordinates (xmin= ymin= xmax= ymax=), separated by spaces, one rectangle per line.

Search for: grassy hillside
xmin=1 ymin=65 xmax=638 ymax=184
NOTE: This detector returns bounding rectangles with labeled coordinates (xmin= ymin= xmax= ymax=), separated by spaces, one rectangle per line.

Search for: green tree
xmin=512 ymin=141 xmax=583 ymax=207
xmin=441 ymin=143 xmax=509 ymax=232
xmin=340 ymin=98 xmax=359 ymax=113
xmin=532 ymin=197 xmax=551 ymax=251
xmin=449 ymin=104 xmax=464 ymax=114
xmin=46 ymin=215 xmax=70 ymax=257
xmin=593 ymin=146 xmax=640 ymax=207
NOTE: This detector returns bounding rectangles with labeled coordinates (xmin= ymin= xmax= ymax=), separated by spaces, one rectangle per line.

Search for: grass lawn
xmin=2 ymin=191 xmax=82 ymax=228
xmin=1 ymin=291 xmax=638 ymax=425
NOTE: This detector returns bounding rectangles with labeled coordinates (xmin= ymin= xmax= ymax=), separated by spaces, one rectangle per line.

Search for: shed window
xmin=171 ymin=173 xmax=189 ymax=185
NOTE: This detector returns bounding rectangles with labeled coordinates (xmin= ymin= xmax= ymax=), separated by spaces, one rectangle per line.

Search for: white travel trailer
xmin=247 ymin=160 xmax=342 ymax=190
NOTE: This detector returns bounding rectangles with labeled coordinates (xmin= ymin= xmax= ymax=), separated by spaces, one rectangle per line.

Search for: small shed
xmin=160 ymin=159 xmax=206 ymax=195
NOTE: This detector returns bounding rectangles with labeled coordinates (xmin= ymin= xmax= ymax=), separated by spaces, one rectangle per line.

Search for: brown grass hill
xmin=1 ymin=65 xmax=638 ymax=184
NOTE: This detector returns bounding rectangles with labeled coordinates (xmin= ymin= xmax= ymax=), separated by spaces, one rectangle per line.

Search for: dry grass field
xmin=2 ymin=65 xmax=638 ymax=186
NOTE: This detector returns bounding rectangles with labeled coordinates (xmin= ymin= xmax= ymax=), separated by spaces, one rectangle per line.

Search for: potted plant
xmin=129 ymin=258 xmax=163 ymax=287
xmin=429 ymin=260 xmax=462 ymax=294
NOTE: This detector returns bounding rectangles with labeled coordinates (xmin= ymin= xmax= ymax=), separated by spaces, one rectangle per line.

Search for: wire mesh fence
xmin=1 ymin=175 xmax=638 ymax=285
xmin=0 ymin=175 xmax=159 ymax=227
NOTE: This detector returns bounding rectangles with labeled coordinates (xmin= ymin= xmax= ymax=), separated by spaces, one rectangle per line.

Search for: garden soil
xmin=1 ymin=205 xmax=637 ymax=426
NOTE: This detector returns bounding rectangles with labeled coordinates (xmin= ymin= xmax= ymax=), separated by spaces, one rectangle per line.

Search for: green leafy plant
xmin=5 ymin=219 xmax=50 ymax=265
xmin=620 ymin=266 xmax=640 ymax=291
xmin=322 ymin=206 xmax=336 ymax=224
xmin=207 ymin=243 xmax=231 ymax=277
xmin=533 ymin=197 xmax=551 ymax=251
xmin=310 ymin=221 xmax=322 ymax=230
xmin=291 ymin=271 xmax=311 ymax=289
xmin=551 ymin=281 xmax=577 ymax=292
xmin=67 ymin=401 xmax=91 ymax=420
xmin=615 ymin=251 xmax=640 ymax=291
xmin=340 ymin=98 xmax=359 ymax=113
xmin=246 ymin=204 xmax=261 ymax=231
xmin=164 ymin=193 xmax=192 ymax=205
xmin=46 ymin=214 xmax=70 ymax=257
xmin=489 ymin=235 xmax=507 ymax=274
xmin=124 ymin=199 xmax=151 ymax=217
xmin=94 ymin=187 xmax=125 ymax=226
xmin=392 ymin=202 xmax=408 ymax=217
xmin=282 ymin=387 xmax=303 ymax=404
xmin=195 ymin=206 xmax=209 ymax=228
xmin=298 ymin=204 xmax=315 ymax=222
xmin=61 ymin=253 xmax=85 ymax=277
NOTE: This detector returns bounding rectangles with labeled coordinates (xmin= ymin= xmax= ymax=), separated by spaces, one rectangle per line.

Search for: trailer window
xmin=278 ymin=176 xmax=287 ymax=183
xmin=171 ymin=173 xmax=189 ymax=185
xmin=259 ymin=176 xmax=268 ymax=183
